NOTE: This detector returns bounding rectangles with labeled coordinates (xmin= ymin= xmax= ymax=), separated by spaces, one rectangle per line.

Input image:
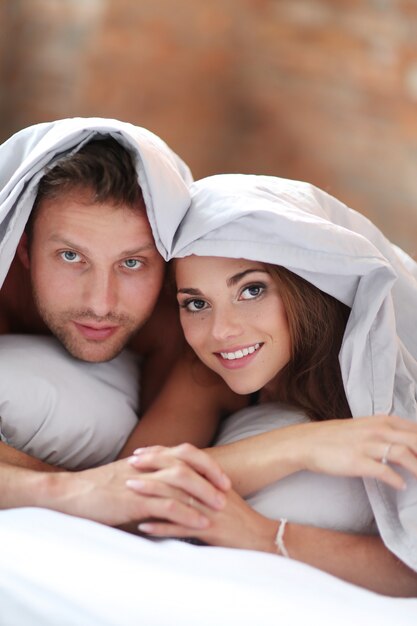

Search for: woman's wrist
xmin=274 ymin=423 xmax=312 ymax=474
xmin=256 ymin=517 xmax=281 ymax=554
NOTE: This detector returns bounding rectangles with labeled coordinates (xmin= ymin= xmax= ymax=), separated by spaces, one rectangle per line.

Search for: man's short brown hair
xmin=26 ymin=137 xmax=143 ymax=241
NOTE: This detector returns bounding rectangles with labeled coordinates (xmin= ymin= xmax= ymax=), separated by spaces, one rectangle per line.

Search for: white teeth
xmin=220 ymin=343 xmax=260 ymax=360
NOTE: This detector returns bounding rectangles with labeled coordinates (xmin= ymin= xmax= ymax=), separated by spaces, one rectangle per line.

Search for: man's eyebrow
xmin=177 ymin=268 xmax=268 ymax=295
xmin=48 ymin=236 xmax=156 ymax=257
xmin=119 ymin=243 xmax=156 ymax=257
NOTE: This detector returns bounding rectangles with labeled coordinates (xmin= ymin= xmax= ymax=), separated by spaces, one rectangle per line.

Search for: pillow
xmin=0 ymin=335 xmax=140 ymax=469
xmin=215 ymin=403 xmax=376 ymax=534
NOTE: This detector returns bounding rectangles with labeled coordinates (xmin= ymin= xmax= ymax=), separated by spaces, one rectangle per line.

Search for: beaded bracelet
xmin=274 ymin=518 xmax=290 ymax=558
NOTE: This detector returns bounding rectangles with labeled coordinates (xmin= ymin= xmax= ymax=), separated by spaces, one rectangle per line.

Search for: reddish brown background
xmin=1 ymin=0 xmax=417 ymax=252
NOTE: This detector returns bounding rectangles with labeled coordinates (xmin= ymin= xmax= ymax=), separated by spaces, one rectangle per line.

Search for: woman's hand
xmin=137 ymin=485 xmax=417 ymax=597
xmin=125 ymin=443 xmax=231 ymax=517
xmin=138 ymin=487 xmax=279 ymax=552
xmin=298 ymin=414 xmax=417 ymax=490
xmin=208 ymin=413 xmax=417 ymax=496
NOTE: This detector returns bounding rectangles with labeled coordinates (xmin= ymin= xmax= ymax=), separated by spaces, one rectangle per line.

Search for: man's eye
xmin=186 ymin=299 xmax=208 ymax=312
xmin=61 ymin=251 xmax=81 ymax=263
xmin=240 ymin=284 xmax=264 ymax=300
xmin=122 ymin=259 xmax=142 ymax=270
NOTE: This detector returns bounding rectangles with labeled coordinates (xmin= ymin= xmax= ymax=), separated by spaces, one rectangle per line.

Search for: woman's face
xmin=175 ymin=255 xmax=291 ymax=395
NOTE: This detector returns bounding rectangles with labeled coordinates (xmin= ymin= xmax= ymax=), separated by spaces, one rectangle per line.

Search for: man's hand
xmin=34 ymin=444 xmax=231 ymax=528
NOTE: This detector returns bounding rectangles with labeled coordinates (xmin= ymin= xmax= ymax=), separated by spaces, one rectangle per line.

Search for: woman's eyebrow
xmin=226 ymin=268 xmax=268 ymax=287
xmin=177 ymin=269 xmax=268 ymax=294
xmin=177 ymin=287 xmax=202 ymax=295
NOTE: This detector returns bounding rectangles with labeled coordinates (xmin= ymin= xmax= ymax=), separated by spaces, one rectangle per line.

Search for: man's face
xmin=23 ymin=189 xmax=165 ymax=362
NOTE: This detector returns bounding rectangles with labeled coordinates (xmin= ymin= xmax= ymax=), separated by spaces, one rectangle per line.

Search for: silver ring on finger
xmin=381 ymin=443 xmax=393 ymax=465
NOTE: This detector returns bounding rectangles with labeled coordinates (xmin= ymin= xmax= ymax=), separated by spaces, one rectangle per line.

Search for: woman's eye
xmin=122 ymin=259 xmax=142 ymax=270
xmin=240 ymin=284 xmax=264 ymax=300
xmin=184 ymin=299 xmax=208 ymax=313
xmin=61 ymin=251 xmax=81 ymax=263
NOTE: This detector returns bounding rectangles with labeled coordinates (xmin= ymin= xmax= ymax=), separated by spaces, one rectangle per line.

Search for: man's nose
xmin=211 ymin=306 xmax=243 ymax=342
xmin=83 ymin=270 xmax=117 ymax=317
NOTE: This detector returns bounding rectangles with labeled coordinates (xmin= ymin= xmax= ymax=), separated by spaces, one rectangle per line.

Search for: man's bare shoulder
xmin=0 ymin=257 xmax=45 ymax=334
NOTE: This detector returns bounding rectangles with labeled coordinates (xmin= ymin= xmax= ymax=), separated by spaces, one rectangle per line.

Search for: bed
xmin=1 ymin=507 xmax=416 ymax=626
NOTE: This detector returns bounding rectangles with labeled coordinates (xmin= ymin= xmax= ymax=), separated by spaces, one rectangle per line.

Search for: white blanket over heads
xmin=168 ymin=173 xmax=417 ymax=571
xmin=0 ymin=116 xmax=193 ymax=287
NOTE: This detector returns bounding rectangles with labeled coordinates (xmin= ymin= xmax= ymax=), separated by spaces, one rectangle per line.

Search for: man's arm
xmin=0 ymin=445 xmax=230 ymax=529
xmin=0 ymin=441 xmax=59 ymax=471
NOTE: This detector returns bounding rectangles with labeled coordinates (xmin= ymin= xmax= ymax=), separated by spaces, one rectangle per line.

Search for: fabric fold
xmin=0 ymin=117 xmax=193 ymax=287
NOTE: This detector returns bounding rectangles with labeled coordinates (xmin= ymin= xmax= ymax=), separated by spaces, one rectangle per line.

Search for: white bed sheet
xmin=0 ymin=508 xmax=416 ymax=626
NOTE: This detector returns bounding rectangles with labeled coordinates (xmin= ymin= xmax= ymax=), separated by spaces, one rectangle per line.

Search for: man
xmin=0 ymin=117 xmax=229 ymax=528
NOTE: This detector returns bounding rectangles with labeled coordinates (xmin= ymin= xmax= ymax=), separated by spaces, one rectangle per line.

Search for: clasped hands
xmin=65 ymin=413 xmax=417 ymax=548
xmin=122 ymin=414 xmax=417 ymax=549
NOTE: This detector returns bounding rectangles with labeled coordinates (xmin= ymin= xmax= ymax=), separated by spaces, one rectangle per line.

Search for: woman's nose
xmin=210 ymin=306 xmax=243 ymax=342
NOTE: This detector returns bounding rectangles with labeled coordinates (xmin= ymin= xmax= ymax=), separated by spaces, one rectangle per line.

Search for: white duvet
xmin=0 ymin=116 xmax=192 ymax=288
xmin=1 ymin=508 xmax=416 ymax=626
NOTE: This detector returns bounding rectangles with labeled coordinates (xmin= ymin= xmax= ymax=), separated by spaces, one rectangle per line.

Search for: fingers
xmin=136 ymin=495 xmax=210 ymax=530
xmin=138 ymin=521 xmax=201 ymax=539
xmin=129 ymin=443 xmax=230 ymax=488
xmin=365 ymin=459 xmax=407 ymax=491
xmin=126 ymin=447 xmax=228 ymax=511
xmin=126 ymin=475 xmax=214 ymax=511
xmin=379 ymin=443 xmax=417 ymax=485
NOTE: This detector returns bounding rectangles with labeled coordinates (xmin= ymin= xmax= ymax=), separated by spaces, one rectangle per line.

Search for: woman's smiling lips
xmin=73 ymin=321 xmax=119 ymax=341
xmin=214 ymin=342 xmax=262 ymax=369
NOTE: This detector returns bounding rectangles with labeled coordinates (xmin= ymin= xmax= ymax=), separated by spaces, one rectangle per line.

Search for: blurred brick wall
xmin=1 ymin=0 xmax=416 ymax=252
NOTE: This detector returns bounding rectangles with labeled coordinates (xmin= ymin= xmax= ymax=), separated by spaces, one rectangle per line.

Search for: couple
xmin=1 ymin=118 xmax=417 ymax=596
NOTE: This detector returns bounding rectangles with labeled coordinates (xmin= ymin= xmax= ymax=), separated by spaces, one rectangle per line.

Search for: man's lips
xmin=73 ymin=321 xmax=119 ymax=341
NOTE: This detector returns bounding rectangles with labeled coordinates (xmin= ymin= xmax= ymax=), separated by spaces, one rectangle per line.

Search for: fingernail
xmin=127 ymin=456 xmax=139 ymax=465
xmin=126 ymin=479 xmax=145 ymax=490
xmin=133 ymin=448 xmax=145 ymax=455
xmin=138 ymin=523 xmax=152 ymax=533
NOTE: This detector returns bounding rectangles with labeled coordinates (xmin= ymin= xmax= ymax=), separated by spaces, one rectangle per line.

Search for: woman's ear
xmin=17 ymin=232 xmax=30 ymax=269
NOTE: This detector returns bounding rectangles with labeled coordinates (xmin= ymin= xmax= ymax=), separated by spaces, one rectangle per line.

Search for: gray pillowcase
xmin=0 ymin=335 xmax=140 ymax=469
xmin=215 ymin=403 xmax=376 ymax=534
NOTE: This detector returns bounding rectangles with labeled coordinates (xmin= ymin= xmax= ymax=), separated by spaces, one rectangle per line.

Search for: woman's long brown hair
xmin=267 ymin=264 xmax=352 ymax=421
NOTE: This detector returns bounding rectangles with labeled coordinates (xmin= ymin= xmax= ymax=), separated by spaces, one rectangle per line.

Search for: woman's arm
xmin=137 ymin=487 xmax=417 ymax=597
xmin=281 ymin=521 xmax=417 ymax=597
xmin=118 ymin=351 xmax=246 ymax=456
xmin=207 ymin=415 xmax=417 ymax=495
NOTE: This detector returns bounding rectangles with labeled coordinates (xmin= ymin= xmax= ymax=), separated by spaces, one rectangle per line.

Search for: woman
xmin=126 ymin=174 xmax=417 ymax=596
